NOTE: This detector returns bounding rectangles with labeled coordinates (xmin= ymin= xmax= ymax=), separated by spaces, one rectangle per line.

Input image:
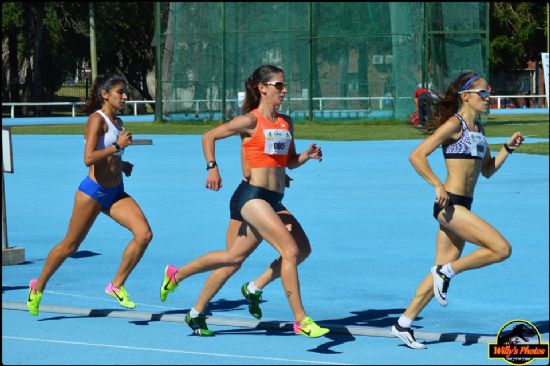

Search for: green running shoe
xmin=185 ymin=312 xmax=215 ymax=336
xmin=160 ymin=265 xmax=179 ymax=302
xmin=241 ymin=282 xmax=263 ymax=319
xmin=27 ymin=279 xmax=43 ymax=316
xmin=105 ymin=282 xmax=136 ymax=309
xmin=293 ymin=316 xmax=330 ymax=338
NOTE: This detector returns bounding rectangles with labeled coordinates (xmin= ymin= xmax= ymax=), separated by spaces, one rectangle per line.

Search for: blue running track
xmin=2 ymin=132 xmax=548 ymax=365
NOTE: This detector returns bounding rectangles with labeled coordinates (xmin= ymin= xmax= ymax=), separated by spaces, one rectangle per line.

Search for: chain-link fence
xmin=159 ymin=2 xmax=488 ymax=121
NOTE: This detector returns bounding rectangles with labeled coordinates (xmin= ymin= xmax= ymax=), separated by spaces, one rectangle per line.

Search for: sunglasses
xmin=459 ymin=89 xmax=491 ymax=98
xmin=264 ymin=81 xmax=287 ymax=91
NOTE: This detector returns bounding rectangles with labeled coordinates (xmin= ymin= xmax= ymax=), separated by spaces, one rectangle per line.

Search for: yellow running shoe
xmin=26 ymin=279 xmax=43 ymax=316
xmin=293 ymin=316 xmax=330 ymax=338
xmin=105 ymin=282 xmax=136 ymax=309
xmin=160 ymin=265 xmax=179 ymax=302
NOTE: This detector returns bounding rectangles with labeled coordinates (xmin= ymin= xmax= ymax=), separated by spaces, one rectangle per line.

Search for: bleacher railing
xmin=3 ymin=95 xmax=547 ymax=119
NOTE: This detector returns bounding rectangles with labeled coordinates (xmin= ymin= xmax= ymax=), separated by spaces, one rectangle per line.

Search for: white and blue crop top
xmin=442 ymin=114 xmax=487 ymax=160
xmin=92 ymin=110 xmax=124 ymax=156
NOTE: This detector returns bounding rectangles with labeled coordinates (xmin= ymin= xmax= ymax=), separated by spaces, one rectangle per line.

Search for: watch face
xmin=207 ymin=161 xmax=216 ymax=169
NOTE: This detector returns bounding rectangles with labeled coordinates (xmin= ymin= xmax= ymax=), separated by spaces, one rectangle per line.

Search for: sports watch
xmin=206 ymin=161 xmax=217 ymax=170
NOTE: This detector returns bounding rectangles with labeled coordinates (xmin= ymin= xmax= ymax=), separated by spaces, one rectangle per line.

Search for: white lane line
xmin=2 ymin=336 xmax=355 ymax=365
xmin=45 ymin=290 xmax=178 ymax=310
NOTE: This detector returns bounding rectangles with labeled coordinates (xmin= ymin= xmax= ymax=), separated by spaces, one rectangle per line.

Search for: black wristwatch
xmin=206 ymin=161 xmax=217 ymax=170
xmin=503 ymin=143 xmax=513 ymax=154
xmin=113 ymin=142 xmax=121 ymax=152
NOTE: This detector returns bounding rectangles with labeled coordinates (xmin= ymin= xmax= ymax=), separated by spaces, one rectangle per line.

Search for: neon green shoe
xmin=27 ymin=279 xmax=43 ymax=316
xmin=241 ymin=282 xmax=263 ymax=319
xmin=160 ymin=265 xmax=179 ymax=302
xmin=185 ymin=312 xmax=215 ymax=337
xmin=293 ymin=316 xmax=330 ymax=338
xmin=105 ymin=282 xmax=136 ymax=309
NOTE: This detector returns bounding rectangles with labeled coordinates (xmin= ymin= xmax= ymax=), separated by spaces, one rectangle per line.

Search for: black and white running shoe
xmin=391 ymin=323 xmax=427 ymax=349
xmin=431 ymin=265 xmax=450 ymax=306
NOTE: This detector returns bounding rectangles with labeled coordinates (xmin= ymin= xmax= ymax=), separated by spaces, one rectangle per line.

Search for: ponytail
xmin=424 ymin=72 xmax=480 ymax=134
xmin=80 ymin=73 xmax=126 ymax=115
xmin=241 ymin=65 xmax=284 ymax=113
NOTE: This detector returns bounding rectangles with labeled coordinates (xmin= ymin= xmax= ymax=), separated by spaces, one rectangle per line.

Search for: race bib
xmin=264 ymin=129 xmax=292 ymax=155
xmin=468 ymin=131 xmax=487 ymax=158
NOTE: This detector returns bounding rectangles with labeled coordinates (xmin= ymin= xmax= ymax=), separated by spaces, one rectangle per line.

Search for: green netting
xmin=159 ymin=2 xmax=488 ymax=121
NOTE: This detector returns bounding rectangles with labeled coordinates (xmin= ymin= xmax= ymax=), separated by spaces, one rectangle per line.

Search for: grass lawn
xmin=8 ymin=113 xmax=548 ymax=155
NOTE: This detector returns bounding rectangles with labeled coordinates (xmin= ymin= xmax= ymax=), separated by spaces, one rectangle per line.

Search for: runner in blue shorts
xmin=26 ymin=74 xmax=152 ymax=315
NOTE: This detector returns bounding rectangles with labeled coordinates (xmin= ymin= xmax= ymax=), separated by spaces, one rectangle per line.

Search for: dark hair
xmin=424 ymin=71 xmax=482 ymax=134
xmin=80 ymin=73 xmax=126 ymax=115
xmin=241 ymin=65 xmax=284 ymax=113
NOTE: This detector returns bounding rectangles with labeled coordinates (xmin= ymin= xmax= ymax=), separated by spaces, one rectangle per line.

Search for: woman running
xmin=391 ymin=72 xmax=524 ymax=349
xmin=160 ymin=64 xmax=328 ymax=338
xmin=26 ymin=74 xmax=152 ymax=315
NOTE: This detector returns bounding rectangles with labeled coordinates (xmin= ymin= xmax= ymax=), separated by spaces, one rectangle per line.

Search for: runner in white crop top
xmin=26 ymin=74 xmax=151 ymax=317
xmin=92 ymin=109 xmax=124 ymax=156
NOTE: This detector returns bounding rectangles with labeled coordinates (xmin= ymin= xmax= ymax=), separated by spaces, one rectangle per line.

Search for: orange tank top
xmin=243 ymin=109 xmax=292 ymax=168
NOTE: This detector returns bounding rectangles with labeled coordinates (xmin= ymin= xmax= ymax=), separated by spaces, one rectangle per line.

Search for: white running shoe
xmin=431 ymin=265 xmax=450 ymax=306
xmin=391 ymin=323 xmax=427 ymax=349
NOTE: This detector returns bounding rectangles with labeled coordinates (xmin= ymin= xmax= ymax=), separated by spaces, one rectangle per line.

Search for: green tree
xmin=40 ymin=3 xmax=89 ymax=99
xmin=490 ymin=2 xmax=547 ymax=71
xmin=2 ymin=3 xmax=156 ymax=114
xmin=2 ymin=3 xmax=88 ymax=114
xmin=2 ymin=2 xmax=24 ymax=103
xmin=94 ymin=2 xmax=156 ymax=105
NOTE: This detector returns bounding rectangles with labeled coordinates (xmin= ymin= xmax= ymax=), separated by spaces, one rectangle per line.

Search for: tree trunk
xmin=161 ymin=2 xmax=174 ymax=114
xmin=8 ymin=25 xmax=21 ymax=114
xmin=128 ymin=73 xmax=153 ymax=114
xmin=21 ymin=5 xmax=33 ymax=116
xmin=31 ymin=3 xmax=45 ymax=115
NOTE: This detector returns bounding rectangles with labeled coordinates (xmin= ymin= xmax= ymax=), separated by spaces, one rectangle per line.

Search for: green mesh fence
xmin=159 ymin=2 xmax=488 ymax=121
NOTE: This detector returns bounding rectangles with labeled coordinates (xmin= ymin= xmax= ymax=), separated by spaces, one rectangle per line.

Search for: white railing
xmin=162 ymin=97 xmax=400 ymax=114
xmin=3 ymin=98 xmax=393 ymax=118
xmin=488 ymin=94 xmax=546 ymax=109
xmin=3 ymin=95 xmax=546 ymax=119
xmin=2 ymin=100 xmax=155 ymax=119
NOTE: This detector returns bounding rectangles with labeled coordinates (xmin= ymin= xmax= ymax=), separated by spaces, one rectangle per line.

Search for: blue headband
xmin=97 ymin=76 xmax=125 ymax=98
xmin=97 ymin=80 xmax=113 ymax=97
xmin=459 ymin=74 xmax=480 ymax=92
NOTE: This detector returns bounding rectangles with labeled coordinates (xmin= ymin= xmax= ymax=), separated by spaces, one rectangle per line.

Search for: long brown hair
xmin=424 ymin=71 xmax=481 ymax=134
xmin=241 ymin=65 xmax=284 ymax=113
xmin=80 ymin=74 xmax=126 ymax=115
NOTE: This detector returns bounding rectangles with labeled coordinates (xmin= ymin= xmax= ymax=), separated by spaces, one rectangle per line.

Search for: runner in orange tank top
xmin=159 ymin=65 xmax=329 ymax=338
xmin=243 ymin=108 xmax=292 ymax=168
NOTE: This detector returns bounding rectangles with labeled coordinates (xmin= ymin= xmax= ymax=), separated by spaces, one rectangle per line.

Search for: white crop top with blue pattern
xmin=92 ymin=110 xmax=124 ymax=156
xmin=442 ymin=114 xmax=487 ymax=160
